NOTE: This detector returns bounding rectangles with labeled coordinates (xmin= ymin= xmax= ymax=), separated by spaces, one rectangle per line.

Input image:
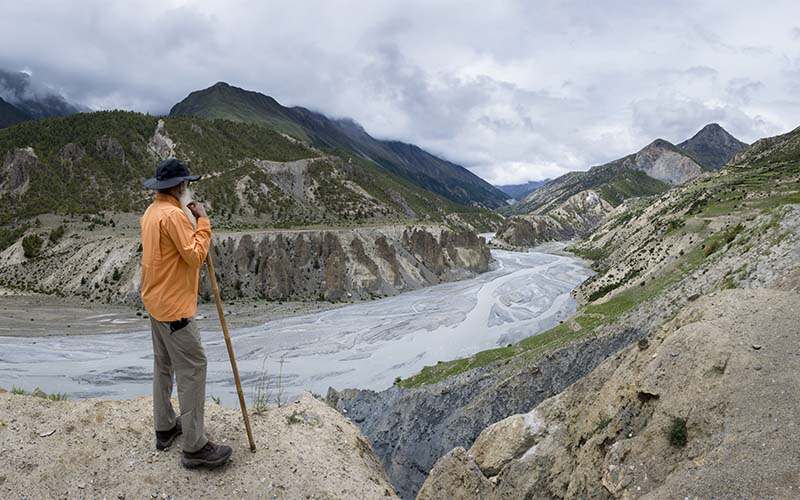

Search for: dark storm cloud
xmin=1 ymin=0 xmax=798 ymax=184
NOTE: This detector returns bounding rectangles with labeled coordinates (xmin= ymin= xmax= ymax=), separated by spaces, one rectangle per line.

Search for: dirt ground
xmin=0 ymin=392 xmax=398 ymax=500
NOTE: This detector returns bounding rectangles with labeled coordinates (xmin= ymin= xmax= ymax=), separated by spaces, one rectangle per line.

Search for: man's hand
xmin=186 ymin=201 xmax=208 ymax=219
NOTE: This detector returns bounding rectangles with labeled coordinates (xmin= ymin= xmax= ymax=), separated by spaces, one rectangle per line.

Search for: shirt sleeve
xmin=163 ymin=210 xmax=212 ymax=269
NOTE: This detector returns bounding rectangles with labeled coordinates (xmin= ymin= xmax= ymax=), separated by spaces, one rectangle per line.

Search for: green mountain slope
xmin=0 ymin=111 xmax=501 ymax=230
xmin=170 ymin=82 xmax=510 ymax=209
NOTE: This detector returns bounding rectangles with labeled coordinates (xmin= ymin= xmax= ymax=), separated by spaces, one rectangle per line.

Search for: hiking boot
xmin=155 ymin=418 xmax=182 ymax=450
xmin=181 ymin=441 xmax=232 ymax=469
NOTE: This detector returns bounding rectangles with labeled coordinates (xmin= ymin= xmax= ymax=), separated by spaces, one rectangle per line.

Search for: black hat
xmin=143 ymin=158 xmax=201 ymax=190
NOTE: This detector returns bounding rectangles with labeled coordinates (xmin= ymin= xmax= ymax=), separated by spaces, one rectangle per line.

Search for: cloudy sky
xmin=1 ymin=0 xmax=799 ymax=184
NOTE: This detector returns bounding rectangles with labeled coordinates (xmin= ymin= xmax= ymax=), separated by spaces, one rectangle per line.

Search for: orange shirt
xmin=140 ymin=193 xmax=211 ymax=322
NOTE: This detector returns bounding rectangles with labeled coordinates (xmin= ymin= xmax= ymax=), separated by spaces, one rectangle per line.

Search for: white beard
xmin=180 ymin=186 xmax=197 ymax=226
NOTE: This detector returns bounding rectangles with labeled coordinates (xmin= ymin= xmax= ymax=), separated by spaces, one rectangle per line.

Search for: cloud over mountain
xmin=1 ymin=0 xmax=798 ymax=184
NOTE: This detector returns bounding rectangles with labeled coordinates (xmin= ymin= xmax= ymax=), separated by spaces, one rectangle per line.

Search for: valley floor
xmin=0 ymin=292 xmax=343 ymax=337
xmin=0 ymin=248 xmax=591 ymax=406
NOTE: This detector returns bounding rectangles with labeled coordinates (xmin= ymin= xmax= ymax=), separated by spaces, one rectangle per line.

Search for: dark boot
xmin=155 ymin=418 xmax=182 ymax=450
xmin=181 ymin=441 xmax=233 ymax=469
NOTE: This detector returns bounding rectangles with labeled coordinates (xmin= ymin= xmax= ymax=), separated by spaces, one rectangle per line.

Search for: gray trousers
xmin=150 ymin=316 xmax=208 ymax=453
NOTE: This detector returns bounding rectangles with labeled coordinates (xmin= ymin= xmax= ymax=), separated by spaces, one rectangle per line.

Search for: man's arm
xmin=164 ymin=209 xmax=212 ymax=269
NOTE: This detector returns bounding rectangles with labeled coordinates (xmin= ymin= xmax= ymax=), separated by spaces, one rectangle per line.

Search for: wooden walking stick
xmin=205 ymin=253 xmax=256 ymax=452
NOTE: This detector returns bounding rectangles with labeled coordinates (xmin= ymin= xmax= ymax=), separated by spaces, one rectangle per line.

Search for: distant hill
xmin=0 ymin=69 xmax=81 ymax=126
xmin=0 ymin=111 xmax=500 ymax=231
xmin=170 ymin=82 xmax=509 ymax=209
xmin=496 ymin=124 xmax=746 ymax=247
xmin=495 ymin=179 xmax=550 ymax=200
xmin=511 ymin=123 xmax=746 ymax=216
xmin=677 ymin=122 xmax=748 ymax=170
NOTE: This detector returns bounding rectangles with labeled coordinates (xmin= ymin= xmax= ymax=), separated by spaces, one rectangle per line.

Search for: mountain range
xmin=0 ymin=74 xmax=509 ymax=211
xmin=495 ymin=123 xmax=748 ymax=247
xmin=170 ymin=82 xmax=510 ymax=209
xmin=494 ymin=179 xmax=551 ymax=200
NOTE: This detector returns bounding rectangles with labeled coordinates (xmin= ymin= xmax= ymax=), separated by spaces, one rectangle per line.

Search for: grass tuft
xmin=668 ymin=417 xmax=688 ymax=447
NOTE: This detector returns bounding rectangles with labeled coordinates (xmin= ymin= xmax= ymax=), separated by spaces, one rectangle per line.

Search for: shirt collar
xmin=155 ymin=192 xmax=182 ymax=208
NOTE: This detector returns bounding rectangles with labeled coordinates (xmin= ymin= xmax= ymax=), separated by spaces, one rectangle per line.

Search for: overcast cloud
xmin=1 ymin=0 xmax=799 ymax=184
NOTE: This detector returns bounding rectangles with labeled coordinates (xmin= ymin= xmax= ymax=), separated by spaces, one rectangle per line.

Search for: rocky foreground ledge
xmin=418 ymin=289 xmax=800 ymax=500
xmin=0 ymin=393 xmax=398 ymax=500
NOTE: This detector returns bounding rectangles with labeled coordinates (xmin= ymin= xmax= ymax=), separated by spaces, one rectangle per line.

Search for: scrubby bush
xmin=49 ymin=225 xmax=65 ymax=244
xmin=0 ymin=227 xmax=25 ymax=251
xmin=22 ymin=234 xmax=43 ymax=258
xmin=703 ymin=240 xmax=718 ymax=257
xmin=668 ymin=417 xmax=688 ymax=447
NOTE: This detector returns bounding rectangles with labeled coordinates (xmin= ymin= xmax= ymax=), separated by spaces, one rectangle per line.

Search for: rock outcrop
xmin=494 ymin=190 xmax=613 ymax=248
xmin=626 ymin=138 xmax=703 ymax=185
xmin=0 ymin=147 xmax=36 ymax=194
xmin=419 ymin=289 xmax=800 ymax=500
xmin=328 ymin=325 xmax=648 ymax=499
xmin=0 ymin=224 xmax=491 ymax=305
xmin=0 ymin=392 xmax=398 ymax=499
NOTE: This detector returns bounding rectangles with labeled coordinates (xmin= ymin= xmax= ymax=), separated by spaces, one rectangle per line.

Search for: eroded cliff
xmin=0 ymin=224 xmax=490 ymax=305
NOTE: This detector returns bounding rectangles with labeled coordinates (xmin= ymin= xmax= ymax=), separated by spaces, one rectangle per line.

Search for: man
xmin=140 ymin=158 xmax=232 ymax=468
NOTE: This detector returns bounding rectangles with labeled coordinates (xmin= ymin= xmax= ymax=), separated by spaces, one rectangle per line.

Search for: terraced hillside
xmin=330 ymin=125 xmax=799 ymax=499
xmin=170 ymin=82 xmax=510 ymax=208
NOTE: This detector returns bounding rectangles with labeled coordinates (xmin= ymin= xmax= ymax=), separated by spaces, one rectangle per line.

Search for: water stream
xmin=0 ymin=247 xmax=591 ymax=405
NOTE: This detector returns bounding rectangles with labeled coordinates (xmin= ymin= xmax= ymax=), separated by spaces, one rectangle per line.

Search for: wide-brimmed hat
xmin=143 ymin=158 xmax=201 ymax=190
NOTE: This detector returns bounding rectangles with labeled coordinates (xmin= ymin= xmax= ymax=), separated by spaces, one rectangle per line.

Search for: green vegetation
xmin=0 ymin=110 xmax=502 ymax=231
xmin=667 ymin=417 xmax=688 ymax=447
xmin=0 ymin=111 xmax=314 ymax=225
xmin=593 ymin=416 xmax=613 ymax=435
xmin=48 ymin=225 xmax=65 ymax=244
xmin=597 ymin=169 xmax=669 ymax=207
xmin=170 ymin=82 xmax=510 ymax=209
xmin=7 ymin=386 xmax=68 ymax=400
xmin=0 ymin=226 xmax=25 ymax=251
xmin=21 ymin=234 xmax=43 ymax=258
xmin=567 ymin=244 xmax=610 ymax=267
xmin=170 ymin=81 xmax=311 ymax=142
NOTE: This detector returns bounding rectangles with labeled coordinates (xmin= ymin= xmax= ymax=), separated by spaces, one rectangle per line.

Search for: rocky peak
xmin=677 ymin=123 xmax=748 ymax=170
xmin=645 ymin=137 xmax=675 ymax=150
xmin=629 ymin=138 xmax=703 ymax=185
